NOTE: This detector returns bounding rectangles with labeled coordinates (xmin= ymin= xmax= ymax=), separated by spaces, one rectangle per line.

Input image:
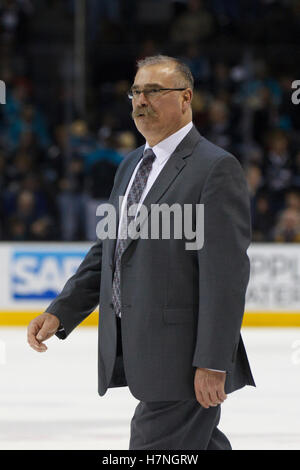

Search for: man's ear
xmin=182 ymin=89 xmax=193 ymax=112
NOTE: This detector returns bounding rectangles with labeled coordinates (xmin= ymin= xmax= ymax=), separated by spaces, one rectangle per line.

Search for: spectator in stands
xmin=1 ymin=79 xmax=31 ymax=127
xmin=252 ymin=193 xmax=275 ymax=242
xmin=291 ymin=151 xmax=300 ymax=188
xmin=115 ymin=131 xmax=137 ymax=157
xmin=57 ymin=155 xmax=87 ymax=241
xmin=98 ymin=80 xmax=135 ymax=136
xmin=7 ymin=104 xmax=51 ymax=151
xmin=237 ymin=59 xmax=282 ymax=112
xmin=84 ymin=131 xmax=124 ymax=241
xmin=263 ymin=130 xmax=293 ymax=213
xmin=246 ymin=163 xmax=264 ymax=221
xmin=68 ymin=119 xmax=97 ymax=166
xmin=5 ymin=150 xmax=34 ymax=188
xmin=190 ymin=89 xmax=209 ymax=131
xmin=170 ymin=0 xmax=215 ymax=44
xmin=202 ymin=99 xmax=237 ymax=153
xmin=6 ymin=215 xmax=26 ymax=240
xmin=208 ymin=62 xmax=236 ymax=96
xmin=0 ymin=0 xmax=34 ymax=48
xmin=251 ymin=86 xmax=278 ymax=146
xmin=272 ymin=207 xmax=300 ymax=243
xmin=180 ymin=44 xmax=210 ymax=85
xmin=84 ymin=129 xmax=123 ymax=172
xmin=284 ymin=188 xmax=300 ymax=212
xmin=0 ymin=149 xmax=7 ymax=189
xmin=6 ymin=188 xmax=53 ymax=240
xmin=210 ymin=0 xmax=241 ymax=25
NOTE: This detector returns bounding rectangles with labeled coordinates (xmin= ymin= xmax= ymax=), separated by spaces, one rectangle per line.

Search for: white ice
xmin=0 ymin=326 xmax=299 ymax=450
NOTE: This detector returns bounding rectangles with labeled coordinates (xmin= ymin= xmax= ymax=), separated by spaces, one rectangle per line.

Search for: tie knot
xmin=143 ymin=148 xmax=156 ymax=164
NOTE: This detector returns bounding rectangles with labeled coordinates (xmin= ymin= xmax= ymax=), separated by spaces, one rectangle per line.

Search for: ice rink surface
xmin=0 ymin=326 xmax=299 ymax=450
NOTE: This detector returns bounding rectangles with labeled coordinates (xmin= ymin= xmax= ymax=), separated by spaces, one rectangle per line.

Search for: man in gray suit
xmin=27 ymin=55 xmax=255 ymax=450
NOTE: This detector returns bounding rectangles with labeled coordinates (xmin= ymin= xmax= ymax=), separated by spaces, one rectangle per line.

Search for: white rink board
xmin=246 ymin=243 xmax=300 ymax=311
xmin=0 ymin=242 xmax=92 ymax=311
xmin=1 ymin=242 xmax=300 ymax=314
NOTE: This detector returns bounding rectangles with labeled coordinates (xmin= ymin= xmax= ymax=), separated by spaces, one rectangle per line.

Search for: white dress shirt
xmin=116 ymin=121 xmax=225 ymax=374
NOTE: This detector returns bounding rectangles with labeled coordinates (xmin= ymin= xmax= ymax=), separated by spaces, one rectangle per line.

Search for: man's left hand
xmin=194 ymin=368 xmax=227 ymax=409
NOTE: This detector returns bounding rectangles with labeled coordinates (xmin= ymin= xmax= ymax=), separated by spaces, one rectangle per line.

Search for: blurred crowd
xmin=0 ymin=0 xmax=300 ymax=242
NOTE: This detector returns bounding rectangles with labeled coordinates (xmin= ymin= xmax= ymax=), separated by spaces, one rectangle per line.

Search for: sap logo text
xmin=11 ymin=251 xmax=86 ymax=300
xmin=291 ymin=80 xmax=300 ymax=105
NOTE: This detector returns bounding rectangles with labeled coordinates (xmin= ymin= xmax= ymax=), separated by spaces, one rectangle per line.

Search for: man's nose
xmin=135 ymin=91 xmax=148 ymax=106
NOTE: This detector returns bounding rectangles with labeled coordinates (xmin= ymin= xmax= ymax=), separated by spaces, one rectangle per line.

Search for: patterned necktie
xmin=112 ymin=148 xmax=156 ymax=317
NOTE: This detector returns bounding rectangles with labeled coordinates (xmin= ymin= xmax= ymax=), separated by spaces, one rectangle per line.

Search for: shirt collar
xmin=144 ymin=121 xmax=193 ymax=164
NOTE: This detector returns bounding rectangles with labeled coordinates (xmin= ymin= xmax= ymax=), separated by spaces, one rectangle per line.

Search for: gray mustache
xmin=131 ymin=107 xmax=157 ymax=119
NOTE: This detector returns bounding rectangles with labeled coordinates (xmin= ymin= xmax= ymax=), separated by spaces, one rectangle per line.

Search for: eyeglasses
xmin=127 ymin=87 xmax=187 ymax=100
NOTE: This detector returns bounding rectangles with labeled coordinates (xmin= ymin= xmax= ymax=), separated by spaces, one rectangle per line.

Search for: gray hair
xmin=136 ymin=55 xmax=194 ymax=90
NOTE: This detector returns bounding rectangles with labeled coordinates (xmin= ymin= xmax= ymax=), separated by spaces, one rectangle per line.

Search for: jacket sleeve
xmin=192 ymin=155 xmax=251 ymax=372
xmin=45 ymin=154 xmax=136 ymax=338
xmin=45 ymin=239 xmax=103 ymax=338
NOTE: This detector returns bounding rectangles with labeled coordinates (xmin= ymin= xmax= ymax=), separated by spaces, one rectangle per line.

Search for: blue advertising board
xmin=10 ymin=249 xmax=88 ymax=300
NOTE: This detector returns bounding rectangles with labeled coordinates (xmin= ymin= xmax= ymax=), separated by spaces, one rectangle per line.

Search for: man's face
xmin=131 ymin=63 xmax=192 ymax=145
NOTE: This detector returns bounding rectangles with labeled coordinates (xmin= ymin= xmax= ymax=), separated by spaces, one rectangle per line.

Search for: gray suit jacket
xmin=46 ymin=126 xmax=255 ymax=401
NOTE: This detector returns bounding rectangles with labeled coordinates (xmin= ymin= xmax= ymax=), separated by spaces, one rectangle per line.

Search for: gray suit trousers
xmin=109 ymin=318 xmax=232 ymax=450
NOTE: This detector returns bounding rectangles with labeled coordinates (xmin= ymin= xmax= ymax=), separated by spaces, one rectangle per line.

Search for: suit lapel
xmin=107 ymin=147 xmax=144 ymax=263
xmin=141 ymin=126 xmax=202 ymax=213
xmin=114 ymin=149 xmax=144 ymax=225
